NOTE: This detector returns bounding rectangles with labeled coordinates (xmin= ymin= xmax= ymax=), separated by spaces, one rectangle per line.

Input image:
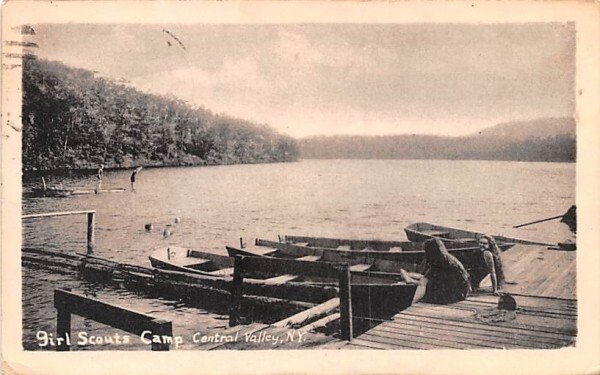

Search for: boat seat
xmin=337 ymin=245 xmax=351 ymax=250
xmin=262 ymin=274 xmax=300 ymax=285
xmin=421 ymin=230 xmax=450 ymax=238
xmin=175 ymin=257 xmax=212 ymax=268
xmin=389 ymin=246 xmax=403 ymax=252
xmin=454 ymin=238 xmax=475 ymax=243
xmin=206 ymin=267 xmax=234 ymax=276
xmin=186 ymin=260 xmax=216 ymax=271
xmin=296 ymin=255 xmax=321 ymax=262
xmin=251 ymin=246 xmax=278 ymax=256
xmin=350 ymin=264 xmax=372 ymax=272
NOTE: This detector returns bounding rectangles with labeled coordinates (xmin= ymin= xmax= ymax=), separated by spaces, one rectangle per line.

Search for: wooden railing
xmin=229 ymin=255 xmax=353 ymax=341
xmin=54 ymin=289 xmax=173 ymax=351
xmin=22 ymin=210 xmax=96 ymax=254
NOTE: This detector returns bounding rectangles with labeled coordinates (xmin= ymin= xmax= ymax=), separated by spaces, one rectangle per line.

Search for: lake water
xmin=21 ymin=159 xmax=576 ymax=350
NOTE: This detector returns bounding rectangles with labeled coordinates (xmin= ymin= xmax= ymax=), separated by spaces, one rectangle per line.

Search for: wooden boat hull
xmin=404 ymin=222 xmax=553 ymax=246
xmin=284 ymin=235 xmax=424 ymax=251
xmin=150 ymin=247 xmax=417 ymax=308
xmin=232 ymin=238 xmax=514 ymax=289
xmin=266 ymin=238 xmax=513 ymax=272
xmin=282 ymin=234 xmax=516 ymax=251
xmin=149 ymin=247 xmax=234 ymax=276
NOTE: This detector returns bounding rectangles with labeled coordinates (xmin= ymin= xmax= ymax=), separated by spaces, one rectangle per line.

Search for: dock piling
xmin=230 ymin=256 xmax=245 ymax=326
xmin=22 ymin=210 xmax=97 ymax=255
xmin=338 ymin=264 xmax=353 ymax=341
xmin=87 ymin=212 xmax=95 ymax=254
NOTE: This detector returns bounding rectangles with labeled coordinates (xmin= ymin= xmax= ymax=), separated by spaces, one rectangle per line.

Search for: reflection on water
xmin=22 ymin=159 xmax=575 ymax=350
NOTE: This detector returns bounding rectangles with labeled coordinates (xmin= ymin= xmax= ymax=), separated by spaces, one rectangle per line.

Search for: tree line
xmin=22 ymin=59 xmax=299 ymax=172
xmin=299 ymin=128 xmax=576 ymax=162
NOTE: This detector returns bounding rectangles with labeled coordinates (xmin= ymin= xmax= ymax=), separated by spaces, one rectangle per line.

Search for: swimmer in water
xmin=130 ymin=166 xmax=143 ymax=192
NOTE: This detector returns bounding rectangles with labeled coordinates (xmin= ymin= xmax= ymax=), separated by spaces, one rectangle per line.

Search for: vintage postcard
xmin=2 ymin=1 xmax=599 ymax=374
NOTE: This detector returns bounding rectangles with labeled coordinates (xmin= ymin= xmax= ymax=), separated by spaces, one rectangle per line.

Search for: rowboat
xmin=404 ymin=222 xmax=554 ymax=246
xmin=31 ymin=187 xmax=126 ymax=197
xmin=229 ymin=237 xmax=514 ymax=288
xmin=278 ymin=235 xmax=514 ymax=269
xmin=282 ymin=234 xmax=514 ymax=251
xmin=149 ymin=247 xmax=236 ymax=277
xmin=149 ymin=246 xmax=417 ymax=315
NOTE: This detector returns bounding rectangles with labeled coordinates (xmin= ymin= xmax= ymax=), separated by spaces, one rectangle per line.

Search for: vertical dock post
xmin=230 ymin=256 xmax=245 ymax=326
xmin=55 ymin=299 xmax=72 ymax=351
xmin=338 ymin=263 xmax=353 ymax=341
xmin=150 ymin=319 xmax=173 ymax=351
xmin=87 ymin=211 xmax=95 ymax=254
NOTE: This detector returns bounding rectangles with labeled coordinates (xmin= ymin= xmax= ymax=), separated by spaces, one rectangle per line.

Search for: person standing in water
xmin=401 ymin=237 xmax=471 ymax=304
xmin=130 ymin=166 xmax=143 ymax=192
xmin=96 ymin=164 xmax=104 ymax=191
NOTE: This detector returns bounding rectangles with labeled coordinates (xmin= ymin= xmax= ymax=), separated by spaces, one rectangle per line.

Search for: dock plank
xmin=406 ymin=304 xmax=576 ymax=335
xmin=344 ymin=243 xmax=577 ymax=350
xmin=386 ymin=316 xmax=574 ymax=348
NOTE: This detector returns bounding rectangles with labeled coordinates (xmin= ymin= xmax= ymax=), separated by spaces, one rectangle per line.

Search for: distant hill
xmin=474 ymin=117 xmax=575 ymax=141
xmin=299 ymin=117 xmax=576 ymax=162
xmin=22 ymin=59 xmax=299 ymax=171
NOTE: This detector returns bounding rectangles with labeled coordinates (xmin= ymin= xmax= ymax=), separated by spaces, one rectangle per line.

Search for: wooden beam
xmin=298 ymin=313 xmax=341 ymax=333
xmin=87 ymin=212 xmax=95 ymax=254
xmin=230 ymin=256 xmax=244 ymax=326
xmin=53 ymin=289 xmax=172 ymax=351
xmin=338 ymin=264 xmax=353 ymax=341
xmin=273 ymin=298 xmax=339 ymax=328
xmin=240 ymin=255 xmax=342 ymax=279
xmin=22 ymin=210 xmax=96 ymax=219
xmin=55 ymin=297 xmax=72 ymax=352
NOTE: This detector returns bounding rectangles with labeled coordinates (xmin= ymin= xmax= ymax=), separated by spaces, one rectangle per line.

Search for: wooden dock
xmin=196 ymin=243 xmax=576 ymax=350
xmin=22 ymin=211 xmax=577 ymax=352
xmin=325 ymin=243 xmax=577 ymax=350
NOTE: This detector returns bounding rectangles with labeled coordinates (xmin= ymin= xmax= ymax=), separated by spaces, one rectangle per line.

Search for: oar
xmin=513 ymin=214 xmax=565 ymax=228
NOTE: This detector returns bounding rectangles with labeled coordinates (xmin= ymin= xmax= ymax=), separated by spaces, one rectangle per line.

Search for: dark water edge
xmin=22 ymin=159 xmax=300 ymax=179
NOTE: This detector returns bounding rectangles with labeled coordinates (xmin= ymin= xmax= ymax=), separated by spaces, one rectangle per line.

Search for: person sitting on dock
xmin=476 ymin=234 xmax=506 ymax=296
xmin=402 ymin=238 xmax=471 ymax=305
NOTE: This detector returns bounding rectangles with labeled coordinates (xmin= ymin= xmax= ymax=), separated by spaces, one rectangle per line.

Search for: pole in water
xmin=41 ymin=176 xmax=47 ymax=190
xmin=513 ymin=214 xmax=564 ymax=228
xmin=174 ymin=217 xmax=181 ymax=224
xmin=145 ymin=224 xmax=153 ymax=232
xmin=163 ymin=228 xmax=171 ymax=238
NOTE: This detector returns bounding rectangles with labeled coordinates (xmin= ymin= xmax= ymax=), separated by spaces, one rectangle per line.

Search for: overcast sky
xmin=31 ymin=23 xmax=575 ymax=137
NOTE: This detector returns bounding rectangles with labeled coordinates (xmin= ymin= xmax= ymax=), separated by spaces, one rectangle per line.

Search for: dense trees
xmin=22 ymin=59 xmax=299 ymax=171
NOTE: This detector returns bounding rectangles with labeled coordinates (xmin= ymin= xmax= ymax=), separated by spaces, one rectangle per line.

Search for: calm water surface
xmin=22 ymin=159 xmax=575 ymax=350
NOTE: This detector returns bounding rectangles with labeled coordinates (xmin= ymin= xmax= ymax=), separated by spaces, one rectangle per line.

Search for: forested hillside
xmin=299 ymin=118 xmax=576 ymax=162
xmin=22 ymin=59 xmax=299 ymax=171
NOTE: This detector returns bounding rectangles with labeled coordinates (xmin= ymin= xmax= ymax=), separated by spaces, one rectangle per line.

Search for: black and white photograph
xmin=2 ymin=1 xmax=599 ymax=374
